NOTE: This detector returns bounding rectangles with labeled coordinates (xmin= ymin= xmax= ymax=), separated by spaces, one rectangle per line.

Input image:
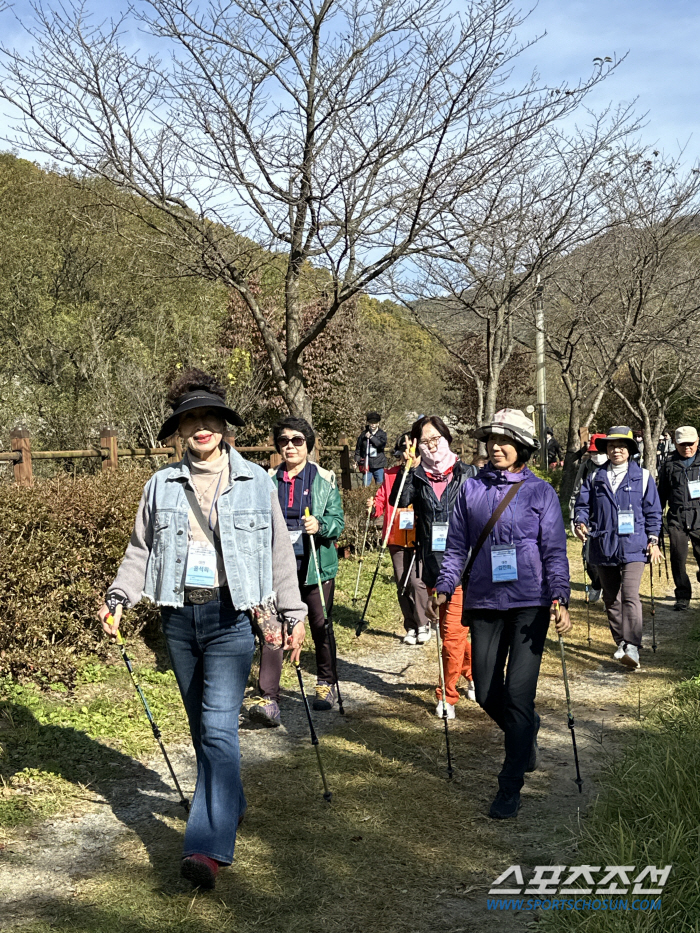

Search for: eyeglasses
xmin=422 ymin=434 xmax=442 ymax=449
xmin=279 ymin=435 xmax=306 ymax=448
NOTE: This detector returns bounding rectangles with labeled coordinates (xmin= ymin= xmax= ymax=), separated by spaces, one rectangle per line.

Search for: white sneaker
xmin=621 ymin=644 xmax=640 ymax=669
xmin=465 ymin=679 xmax=476 ymax=702
xmin=403 ymin=630 xmax=418 ymax=645
xmin=416 ymin=626 xmax=431 ymax=644
xmin=613 ymin=644 xmax=625 ymax=660
xmin=435 ymin=700 xmax=456 ymax=720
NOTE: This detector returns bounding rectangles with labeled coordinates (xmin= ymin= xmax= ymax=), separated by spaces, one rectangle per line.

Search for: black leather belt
xmin=184 ymin=586 xmax=232 ymax=606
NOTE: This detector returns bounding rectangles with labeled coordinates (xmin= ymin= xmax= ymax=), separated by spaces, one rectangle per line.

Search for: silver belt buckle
xmin=187 ymin=587 xmax=215 ymax=604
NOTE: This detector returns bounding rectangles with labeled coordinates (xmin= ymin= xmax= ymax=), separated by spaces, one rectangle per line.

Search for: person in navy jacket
xmin=575 ymin=426 xmax=662 ymax=670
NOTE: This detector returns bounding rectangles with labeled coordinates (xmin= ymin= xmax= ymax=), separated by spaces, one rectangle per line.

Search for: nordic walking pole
xmin=582 ymin=542 xmax=591 ymax=649
xmin=554 ymin=600 xmax=583 ymax=794
xmin=649 ymin=556 xmax=657 ymax=653
xmin=105 ymin=598 xmax=190 ymax=813
xmin=352 ymin=502 xmax=373 ymax=606
xmin=400 ymin=547 xmax=417 ymax=598
xmin=293 ymin=659 xmax=332 ymax=802
xmin=305 ymin=508 xmax=345 ymax=715
xmin=356 ymin=441 xmax=416 ymax=636
xmin=434 ymin=611 xmax=454 ymax=780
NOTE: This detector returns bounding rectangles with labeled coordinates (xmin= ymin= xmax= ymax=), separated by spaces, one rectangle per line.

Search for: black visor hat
xmin=157 ymin=390 xmax=245 ymax=442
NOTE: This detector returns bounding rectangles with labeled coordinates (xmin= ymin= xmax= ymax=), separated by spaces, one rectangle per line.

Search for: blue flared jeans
xmin=161 ymin=599 xmax=255 ymax=864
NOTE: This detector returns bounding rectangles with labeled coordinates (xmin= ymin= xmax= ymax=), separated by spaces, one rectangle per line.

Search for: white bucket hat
xmin=474 ymin=408 xmax=540 ymax=450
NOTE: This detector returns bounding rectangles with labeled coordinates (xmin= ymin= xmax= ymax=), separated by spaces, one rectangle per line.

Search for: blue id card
xmin=689 ymin=480 xmax=700 ymax=499
xmin=432 ymin=522 xmax=449 ymax=552
xmin=185 ymin=542 xmax=217 ymax=587
xmin=491 ymin=545 xmax=518 ymax=582
xmin=618 ymin=510 xmax=635 ymax=535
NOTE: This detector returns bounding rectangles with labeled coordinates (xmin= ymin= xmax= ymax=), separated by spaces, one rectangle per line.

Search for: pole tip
xmin=323 ymin=792 xmax=333 ymax=803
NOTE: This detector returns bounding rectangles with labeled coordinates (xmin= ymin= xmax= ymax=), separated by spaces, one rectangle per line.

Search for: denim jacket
xmin=110 ymin=445 xmax=298 ymax=612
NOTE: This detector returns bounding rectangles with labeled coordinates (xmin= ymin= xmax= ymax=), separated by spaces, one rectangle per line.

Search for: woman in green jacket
xmin=249 ymin=416 xmax=345 ymax=726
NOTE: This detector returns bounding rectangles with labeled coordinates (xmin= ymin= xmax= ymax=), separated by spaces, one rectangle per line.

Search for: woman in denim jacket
xmin=98 ymin=370 xmax=307 ymax=890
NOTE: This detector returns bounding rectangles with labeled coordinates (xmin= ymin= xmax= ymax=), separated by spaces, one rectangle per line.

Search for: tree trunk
xmin=559 ymin=391 xmax=582 ymax=511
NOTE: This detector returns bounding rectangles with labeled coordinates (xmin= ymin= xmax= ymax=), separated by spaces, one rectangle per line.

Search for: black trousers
xmin=465 ymin=606 xmax=550 ymax=794
xmin=667 ymin=521 xmax=700 ymax=602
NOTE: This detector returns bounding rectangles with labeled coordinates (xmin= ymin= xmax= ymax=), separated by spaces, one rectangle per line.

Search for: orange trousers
xmin=434 ymin=585 xmax=472 ymax=705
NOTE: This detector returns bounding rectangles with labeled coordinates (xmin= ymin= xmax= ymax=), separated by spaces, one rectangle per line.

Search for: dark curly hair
xmin=166 ymin=368 xmax=226 ymax=408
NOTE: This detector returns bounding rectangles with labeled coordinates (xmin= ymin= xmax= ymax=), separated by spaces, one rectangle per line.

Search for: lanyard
xmin=488 ymin=484 xmax=522 ymax=546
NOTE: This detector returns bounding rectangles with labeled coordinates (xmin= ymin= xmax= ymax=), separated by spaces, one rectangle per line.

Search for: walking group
xmin=97 ymin=369 xmax=695 ymax=888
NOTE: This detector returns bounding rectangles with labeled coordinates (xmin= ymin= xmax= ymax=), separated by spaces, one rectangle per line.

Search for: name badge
xmin=432 ymin=522 xmax=449 ymax=552
xmin=185 ymin=542 xmax=217 ymax=587
xmin=288 ymin=528 xmax=304 ymax=556
xmin=491 ymin=545 xmax=518 ymax=582
xmin=399 ymin=511 xmax=415 ymax=530
xmin=618 ymin=510 xmax=635 ymax=535
xmin=689 ymin=480 xmax=700 ymax=499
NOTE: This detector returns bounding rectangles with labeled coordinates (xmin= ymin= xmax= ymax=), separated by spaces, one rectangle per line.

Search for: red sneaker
xmin=181 ymin=854 xmax=218 ymax=889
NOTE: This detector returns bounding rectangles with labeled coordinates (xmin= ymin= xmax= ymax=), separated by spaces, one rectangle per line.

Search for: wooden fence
xmin=0 ymin=425 xmax=356 ymax=489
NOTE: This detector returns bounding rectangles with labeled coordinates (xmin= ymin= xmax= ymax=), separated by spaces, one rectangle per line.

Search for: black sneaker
xmin=674 ymin=600 xmax=690 ymax=611
xmin=489 ymin=789 xmax=521 ymax=820
xmin=526 ymin=713 xmax=540 ymax=773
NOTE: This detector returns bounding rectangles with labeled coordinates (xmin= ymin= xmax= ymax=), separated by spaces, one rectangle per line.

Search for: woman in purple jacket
xmin=433 ymin=409 xmax=571 ymax=820
xmin=574 ymin=426 xmax=661 ymax=669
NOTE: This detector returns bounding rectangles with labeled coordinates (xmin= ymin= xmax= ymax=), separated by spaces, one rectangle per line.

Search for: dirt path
xmin=0 ymin=579 xmax=693 ymax=931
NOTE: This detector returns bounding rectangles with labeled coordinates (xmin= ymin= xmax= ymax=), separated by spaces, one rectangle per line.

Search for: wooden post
xmin=100 ymin=426 xmax=118 ymax=472
xmin=269 ymin=433 xmax=283 ymax=469
xmin=10 ymin=425 xmax=32 ymax=487
xmin=338 ymin=432 xmax=352 ymax=490
xmin=166 ymin=433 xmax=183 ymax=463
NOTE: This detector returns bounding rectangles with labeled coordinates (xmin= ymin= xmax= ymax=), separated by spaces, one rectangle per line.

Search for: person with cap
xmin=569 ymin=434 xmax=608 ymax=602
xmin=574 ymin=426 xmax=662 ymax=668
xmin=250 ymin=416 xmax=345 ymax=724
xmin=390 ymin=415 xmax=478 ymax=713
xmin=98 ymin=369 xmax=308 ymax=889
xmin=354 ymin=412 xmax=388 ymax=487
xmin=367 ymin=432 xmax=431 ymax=645
xmin=432 ymin=408 xmax=571 ymax=819
xmin=657 ymin=425 xmax=700 ymax=611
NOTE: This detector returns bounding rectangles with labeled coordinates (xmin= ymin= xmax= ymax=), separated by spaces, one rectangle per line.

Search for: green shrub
xmin=0 ymin=470 xmax=158 ymax=685
xmin=339 ymin=486 xmax=383 ymax=553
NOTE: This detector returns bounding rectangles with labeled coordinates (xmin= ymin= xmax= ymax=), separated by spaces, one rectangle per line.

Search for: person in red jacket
xmin=368 ymin=434 xmax=431 ymax=644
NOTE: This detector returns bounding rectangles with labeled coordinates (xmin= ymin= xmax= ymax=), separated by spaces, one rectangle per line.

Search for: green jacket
xmin=269 ymin=464 xmax=345 ymax=586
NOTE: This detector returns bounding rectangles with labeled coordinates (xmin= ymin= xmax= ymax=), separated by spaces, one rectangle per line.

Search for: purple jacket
xmin=434 ymin=463 xmax=570 ymax=611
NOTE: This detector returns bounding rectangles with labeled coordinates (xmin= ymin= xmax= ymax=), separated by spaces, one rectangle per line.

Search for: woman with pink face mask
xmin=389 ymin=415 xmax=478 ymax=717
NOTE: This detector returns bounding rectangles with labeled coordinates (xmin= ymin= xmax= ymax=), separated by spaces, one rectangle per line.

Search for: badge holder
xmin=618 ymin=510 xmax=635 ymax=535
xmin=491 ymin=544 xmax=518 ymax=582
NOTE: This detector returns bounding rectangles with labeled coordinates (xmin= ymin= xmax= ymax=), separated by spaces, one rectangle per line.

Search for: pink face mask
xmin=419 ymin=436 xmax=458 ymax=474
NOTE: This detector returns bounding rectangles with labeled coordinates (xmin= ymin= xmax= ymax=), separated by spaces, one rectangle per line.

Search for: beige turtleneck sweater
xmin=185 ymin=449 xmax=229 ymax=587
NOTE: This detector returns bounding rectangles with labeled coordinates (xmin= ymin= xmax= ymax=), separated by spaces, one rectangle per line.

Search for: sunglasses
xmin=279 ymin=435 xmax=306 ymax=448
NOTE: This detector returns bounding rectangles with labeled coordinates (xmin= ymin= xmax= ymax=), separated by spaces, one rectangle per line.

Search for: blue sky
xmin=514 ymin=0 xmax=700 ymax=156
xmin=0 ymin=0 xmax=698 ymax=159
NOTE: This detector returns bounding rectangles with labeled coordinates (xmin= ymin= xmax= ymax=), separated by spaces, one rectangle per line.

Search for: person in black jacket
xmin=657 ymin=425 xmax=700 ymax=611
xmin=546 ymin=427 xmax=562 ymax=468
xmin=354 ymin=412 xmax=388 ymax=487
xmin=390 ymin=415 xmax=477 ymax=717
